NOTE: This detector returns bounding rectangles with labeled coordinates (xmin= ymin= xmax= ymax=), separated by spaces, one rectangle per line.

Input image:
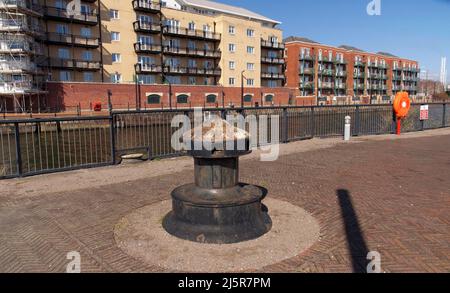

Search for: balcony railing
xmin=354 ymin=84 xmax=365 ymax=89
xmin=320 ymin=69 xmax=334 ymax=76
xmin=163 ymin=26 xmax=221 ymax=41
xmin=261 ymin=56 xmax=285 ymax=64
xmin=133 ymin=21 xmax=161 ymax=33
xmin=299 ymin=55 xmax=314 ymax=61
xmin=164 ymin=66 xmax=221 ymax=76
xmin=163 ymin=46 xmax=221 ymax=58
xmin=134 ymin=42 xmax=162 ymax=53
xmin=353 ymin=72 xmax=365 ymax=78
xmin=354 ymin=61 xmax=365 ymax=67
xmin=132 ymin=0 xmax=161 ymax=13
xmin=299 ymin=82 xmax=314 ymax=89
xmin=318 ymin=56 xmax=333 ymax=63
xmin=335 ymin=71 xmax=347 ymax=77
xmin=0 ymin=60 xmax=38 ymax=72
xmin=335 ymin=84 xmax=346 ymax=89
xmin=46 ymin=58 xmax=101 ymax=70
xmin=300 ymin=67 xmax=314 ymax=75
xmin=261 ymin=72 xmax=285 ymax=79
xmin=135 ymin=63 xmax=163 ymax=73
xmin=318 ymin=82 xmax=333 ymax=89
xmin=0 ymin=81 xmax=37 ymax=94
xmin=261 ymin=40 xmax=285 ymax=50
xmin=0 ymin=20 xmax=45 ymax=37
xmin=334 ymin=58 xmax=347 ymax=64
xmin=44 ymin=6 xmax=98 ymax=25
xmin=46 ymin=32 xmax=99 ymax=47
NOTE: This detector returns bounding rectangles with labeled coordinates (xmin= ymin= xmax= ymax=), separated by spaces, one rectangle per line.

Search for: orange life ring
xmin=393 ymin=92 xmax=410 ymax=118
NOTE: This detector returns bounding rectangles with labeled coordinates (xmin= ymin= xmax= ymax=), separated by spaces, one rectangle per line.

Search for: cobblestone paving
xmin=0 ymin=134 xmax=449 ymax=272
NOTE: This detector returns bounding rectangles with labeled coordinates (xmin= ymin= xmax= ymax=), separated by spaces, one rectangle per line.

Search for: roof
xmin=284 ymin=36 xmax=319 ymax=44
xmin=177 ymin=0 xmax=281 ymax=24
xmin=377 ymin=51 xmax=398 ymax=57
xmin=339 ymin=45 xmax=365 ymax=52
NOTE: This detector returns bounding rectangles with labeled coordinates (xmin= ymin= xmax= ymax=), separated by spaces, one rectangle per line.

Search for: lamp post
xmin=241 ymin=70 xmax=246 ymax=108
xmin=162 ymin=74 xmax=173 ymax=109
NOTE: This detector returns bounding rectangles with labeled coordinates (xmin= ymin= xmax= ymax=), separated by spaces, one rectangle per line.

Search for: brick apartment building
xmin=0 ymin=0 xmax=286 ymax=112
xmin=285 ymin=36 xmax=420 ymax=105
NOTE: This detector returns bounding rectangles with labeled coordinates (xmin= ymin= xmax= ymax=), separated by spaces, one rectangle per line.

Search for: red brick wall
xmin=46 ymin=82 xmax=294 ymax=111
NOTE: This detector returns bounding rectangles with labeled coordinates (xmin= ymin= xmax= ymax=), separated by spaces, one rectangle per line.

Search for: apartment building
xmin=285 ymin=36 xmax=419 ymax=104
xmin=0 ymin=0 xmax=285 ymax=111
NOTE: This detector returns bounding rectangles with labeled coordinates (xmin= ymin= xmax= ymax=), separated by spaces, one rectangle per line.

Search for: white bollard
xmin=344 ymin=116 xmax=351 ymax=141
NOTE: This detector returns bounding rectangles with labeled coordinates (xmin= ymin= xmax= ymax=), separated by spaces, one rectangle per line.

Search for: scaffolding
xmin=0 ymin=0 xmax=47 ymax=113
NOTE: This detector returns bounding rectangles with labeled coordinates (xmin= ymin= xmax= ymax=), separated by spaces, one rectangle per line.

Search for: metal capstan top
xmin=183 ymin=117 xmax=251 ymax=158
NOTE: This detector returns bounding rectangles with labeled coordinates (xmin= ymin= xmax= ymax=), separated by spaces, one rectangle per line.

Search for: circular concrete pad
xmin=114 ymin=198 xmax=320 ymax=272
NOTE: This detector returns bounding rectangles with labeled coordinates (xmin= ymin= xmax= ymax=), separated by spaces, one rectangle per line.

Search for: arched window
xmin=177 ymin=94 xmax=189 ymax=104
xmin=147 ymin=94 xmax=161 ymax=104
xmin=243 ymin=94 xmax=253 ymax=102
xmin=205 ymin=94 xmax=217 ymax=103
xmin=264 ymin=94 xmax=274 ymax=102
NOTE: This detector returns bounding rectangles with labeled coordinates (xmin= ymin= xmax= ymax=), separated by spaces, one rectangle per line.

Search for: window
xmin=111 ymin=73 xmax=121 ymax=83
xmin=109 ymin=9 xmax=119 ymax=19
xmin=247 ymin=63 xmax=255 ymax=70
xmin=229 ymin=78 xmax=235 ymax=86
xmin=82 ymin=50 xmax=92 ymax=61
xmin=244 ymin=94 xmax=253 ymax=102
xmin=188 ymin=22 xmax=195 ymax=31
xmin=247 ymin=46 xmax=255 ymax=54
xmin=83 ymin=72 xmax=93 ymax=82
xmin=206 ymin=94 xmax=217 ymax=103
xmin=138 ymin=75 xmax=156 ymax=84
xmin=177 ymin=94 xmax=189 ymax=104
xmin=188 ymin=59 xmax=196 ymax=68
xmin=56 ymin=24 xmax=69 ymax=34
xmin=247 ymin=79 xmax=254 ymax=86
xmin=228 ymin=44 xmax=236 ymax=52
xmin=112 ymin=53 xmax=121 ymax=63
xmin=58 ymin=48 xmax=70 ymax=59
xmin=111 ymin=31 xmax=120 ymax=41
xmin=164 ymin=75 xmax=181 ymax=84
xmin=228 ymin=26 xmax=235 ymax=35
xmin=80 ymin=27 xmax=91 ymax=37
xmin=265 ymin=94 xmax=274 ymax=102
xmin=229 ymin=61 xmax=235 ymax=70
xmin=267 ymin=80 xmax=277 ymax=88
xmin=147 ymin=94 xmax=161 ymax=104
xmin=188 ymin=76 xmax=196 ymax=85
xmin=246 ymin=29 xmax=255 ymax=37
xmin=59 ymin=71 xmax=71 ymax=81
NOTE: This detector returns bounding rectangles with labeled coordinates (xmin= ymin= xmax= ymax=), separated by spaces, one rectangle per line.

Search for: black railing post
xmin=14 ymin=123 xmax=22 ymax=176
xmin=310 ymin=106 xmax=315 ymax=138
xmin=443 ymin=103 xmax=447 ymax=128
xmin=355 ymin=105 xmax=360 ymax=136
xmin=282 ymin=107 xmax=288 ymax=143
xmin=110 ymin=114 xmax=116 ymax=165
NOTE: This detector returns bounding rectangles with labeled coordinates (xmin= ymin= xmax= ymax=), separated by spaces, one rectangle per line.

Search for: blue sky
xmin=217 ymin=0 xmax=450 ymax=81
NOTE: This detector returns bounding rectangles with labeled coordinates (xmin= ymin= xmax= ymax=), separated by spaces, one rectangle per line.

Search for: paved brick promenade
xmin=0 ymin=131 xmax=449 ymax=272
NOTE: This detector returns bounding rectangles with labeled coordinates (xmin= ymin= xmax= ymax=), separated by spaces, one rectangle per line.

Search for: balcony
xmin=46 ymin=32 xmax=99 ymax=48
xmin=45 ymin=58 xmax=101 ymax=71
xmin=164 ymin=66 xmax=221 ymax=76
xmin=300 ymin=67 xmax=314 ymax=75
xmin=0 ymin=60 xmax=41 ymax=73
xmin=44 ymin=6 xmax=98 ymax=25
xmin=163 ymin=46 xmax=221 ymax=58
xmin=392 ymin=75 xmax=402 ymax=81
xmin=261 ymin=72 xmax=285 ymax=79
xmin=261 ymin=40 xmax=285 ymax=50
xmin=0 ymin=20 xmax=45 ymax=37
xmin=334 ymin=58 xmax=347 ymax=64
xmin=0 ymin=81 xmax=42 ymax=94
xmin=135 ymin=63 xmax=163 ymax=74
xmin=132 ymin=0 xmax=161 ymax=13
xmin=353 ymin=72 xmax=365 ymax=78
xmin=354 ymin=84 xmax=365 ymax=90
xmin=133 ymin=21 xmax=161 ymax=34
xmin=318 ymin=56 xmax=334 ymax=63
xmin=354 ymin=61 xmax=365 ymax=67
xmin=335 ymin=71 xmax=347 ymax=77
xmin=299 ymin=55 xmax=314 ymax=61
xmin=261 ymin=56 xmax=285 ymax=64
xmin=134 ymin=42 xmax=162 ymax=54
xmin=335 ymin=84 xmax=346 ymax=89
xmin=367 ymin=74 xmax=380 ymax=79
xmin=163 ymin=26 xmax=221 ymax=41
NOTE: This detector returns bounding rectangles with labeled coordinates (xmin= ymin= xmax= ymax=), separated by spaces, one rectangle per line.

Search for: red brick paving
xmin=0 ymin=134 xmax=449 ymax=272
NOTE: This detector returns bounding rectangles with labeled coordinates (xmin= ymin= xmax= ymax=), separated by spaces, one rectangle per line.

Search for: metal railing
xmin=1 ymin=103 xmax=448 ymax=179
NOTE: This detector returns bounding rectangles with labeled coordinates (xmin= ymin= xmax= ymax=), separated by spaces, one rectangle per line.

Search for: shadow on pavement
xmin=337 ymin=189 xmax=369 ymax=273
